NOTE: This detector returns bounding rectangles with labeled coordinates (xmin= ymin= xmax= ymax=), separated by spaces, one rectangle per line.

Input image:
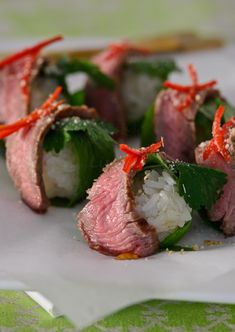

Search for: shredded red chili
xmin=20 ymin=51 xmax=39 ymax=103
xmin=203 ymin=105 xmax=235 ymax=162
xmin=164 ymin=64 xmax=217 ymax=112
xmin=0 ymin=86 xmax=63 ymax=139
xmin=120 ymin=139 xmax=163 ymax=173
xmin=0 ymin=36 xmax=63 ymax=69
xmin=104 ymin=41 xmax=150 ymax=61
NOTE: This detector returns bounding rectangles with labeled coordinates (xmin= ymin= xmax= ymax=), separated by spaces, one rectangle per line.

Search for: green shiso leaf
xmin=125 ymin=59 xmax=180 ymax=80
xmin=57 ymin=57 xmax=115 ymax=90
xmin=160 ymin=220 xmax=192 ymax=248
xmin=43 ymin=129 xmax=70 ymax=153
xmin=169 ymin=162 xmax=227 ymax=210
xmin=43 ymin=118 xmax=115 ymax=205
xmin=69 ymin=131 xmax=113 ymax=204
xmin=69 ymin=90 xmax=85 ymax=106
xmin=141 ymin=105 xmax=156 ymax=147
xmin=58 ymin=119 xmax=115 ymax=152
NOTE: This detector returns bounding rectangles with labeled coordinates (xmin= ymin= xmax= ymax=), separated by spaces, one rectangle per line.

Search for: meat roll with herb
xmin=85 ymin=42 xmax=178 ymax=139
xmin=78 ymin=141 xmax=226 ymax=258
xmin=195 ymin=105 xmax=235 ymax=235
xmin=0 ymin=36 xmax=115 ymax=124
xmin=142 ymin=64 xmax=235 ymax=162
xmin=0 ymin=87 xmax=115 ymax=213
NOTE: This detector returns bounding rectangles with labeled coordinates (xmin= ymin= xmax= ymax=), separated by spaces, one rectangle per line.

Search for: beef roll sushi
xmin=142 ymin=64 xmax=235 ymax=162
xmin=0 ymin=87 xmax=115 ymax=213
xmin=78 ymin=141 xmax=226 ymax=258
xmin=85 ymin=42 xmax=178 ymax=139
xmin=195 ymin=105 xmax=235 ymax=235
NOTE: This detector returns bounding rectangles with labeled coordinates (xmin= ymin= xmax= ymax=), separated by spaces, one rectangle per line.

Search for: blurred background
xmin=0 ymin=0 xmax=235 ymax=41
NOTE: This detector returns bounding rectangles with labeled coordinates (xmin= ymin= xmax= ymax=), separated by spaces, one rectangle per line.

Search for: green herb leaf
xmin=57 ymin=57 xmax=115 ymax=90
xmin=70 ymin=130 xmax=114 ymax=204
xmin=43 ymin=118 xmax=115 ymax=205
xmin=169 ymin=162 xmax=227 ymax=210
xmin=125 ymin=59 xmax=179 ymax=80
xmin=160 ymin=220 xmax=192 ymax=248
xmin=58 ymin=119 xmax=115 ymax=152
xmin=43 ymin=129 xmax=70 ymax=153
xmin=141 ymin=105 xmax=155 ymax=147
xmin=93 ymin=120 xmax=117 ymax=136
xmin=69 ymin=90 xmax=85 ymax=106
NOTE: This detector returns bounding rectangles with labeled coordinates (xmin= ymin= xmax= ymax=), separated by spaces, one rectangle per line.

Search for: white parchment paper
xmin=1 ymin=43 xmax=235 ymax=329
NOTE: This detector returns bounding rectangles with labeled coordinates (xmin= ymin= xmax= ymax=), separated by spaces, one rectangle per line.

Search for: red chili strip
xmin=120 ymin=139 xmax=163 ymax=173
xmin=0 ymin=86 xmax=63 ymax=139
xmin=163 ymin=64 xmax=217 ymax=112
xmin=104 ymin=41 xmax=150 ymax=61
xmin=0 ymin=35 xmax=63 ymax=69
xmin=203 ymin=105 xmax=233 ymax=162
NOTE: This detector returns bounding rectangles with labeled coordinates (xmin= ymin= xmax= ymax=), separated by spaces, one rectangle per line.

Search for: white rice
xmin=135 ymin=170 xmax=192 ymax=240
xmin=42 ymin=143 xmax=79 ymax=199
xmin=121 ymin=70 xmax=161 ymax=123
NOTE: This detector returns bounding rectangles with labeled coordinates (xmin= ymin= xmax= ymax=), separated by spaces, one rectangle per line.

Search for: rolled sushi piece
xmin=195 ymin=105 xmax=235 ymax=235
xmin=85 ymin=42 xmax=178 ymax=139
xmin=78 ymin=140 xmax=226 ymax=258
xmin=0 ymin=87 xmax=115 ymax=213
xmin=141 ymin=64 xmax=235 ymax=162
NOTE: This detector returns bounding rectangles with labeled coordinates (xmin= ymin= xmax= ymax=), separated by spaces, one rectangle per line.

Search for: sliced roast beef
xmin=195 ymin=140 xmax=235 ymax=235
xmin=154 ymin=89 xmax=213 ymax=162
xmin=78 ymin=159 xmax=159 ymax=257
xmin=6 ymin=105 xmax=96 ymax=213
xmin=86 ymin=85 xmax=125 ymax=140
xmin=85 ymin=47 xmax=128 ymax=140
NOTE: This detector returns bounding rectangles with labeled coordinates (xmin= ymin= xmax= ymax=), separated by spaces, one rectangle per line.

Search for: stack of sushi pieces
xmin=0 ymin=36 xmax=115 ymax=213
xmin=0 ymin=36 xmax=235 ymax=260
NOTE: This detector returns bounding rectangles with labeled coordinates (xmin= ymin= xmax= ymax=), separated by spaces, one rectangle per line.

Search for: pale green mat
xmin=1 ymin=291 xmax=235 ymax=331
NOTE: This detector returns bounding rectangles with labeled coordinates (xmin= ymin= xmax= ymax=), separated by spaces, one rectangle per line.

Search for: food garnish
xmin=104 ymin=41 xmax=150 ymax=61
xmin=0 ymin=86 xmax=63 ymax=139
xmin=164 ymin=64 xmax=217 ymax=112
xmin=120 ymin=139 xmax=163 ymax=173
xmin=203 ymin=105 xmax=235 ymax=161
xmin=170 ymin=161 xmax=227 ymax=210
